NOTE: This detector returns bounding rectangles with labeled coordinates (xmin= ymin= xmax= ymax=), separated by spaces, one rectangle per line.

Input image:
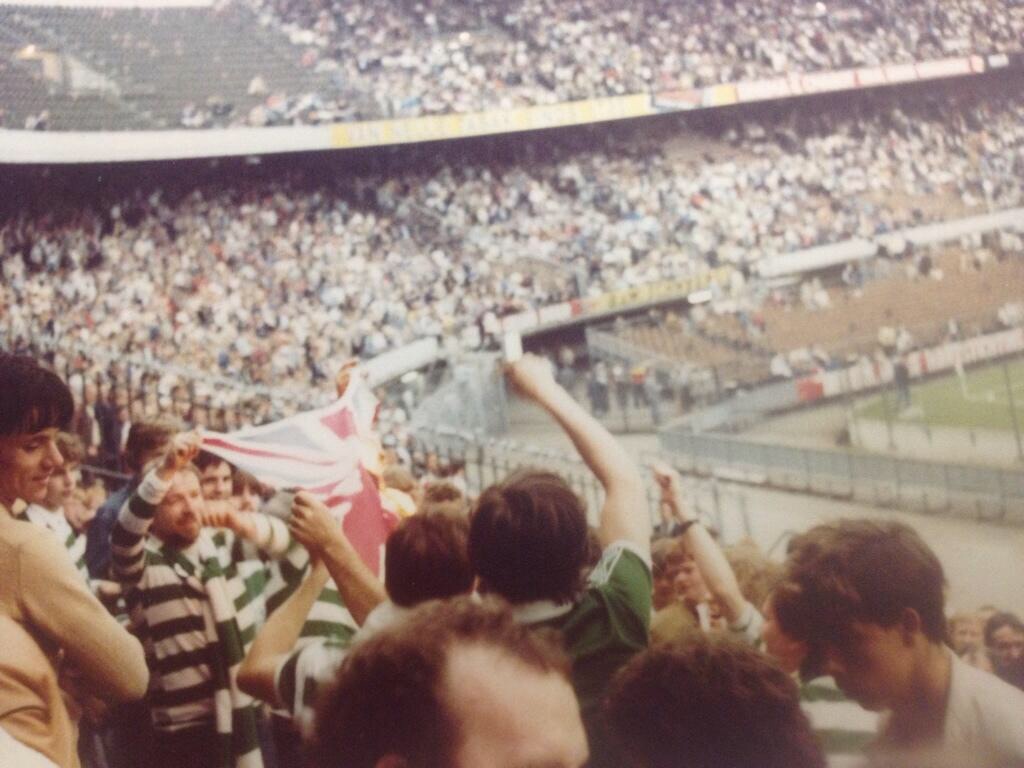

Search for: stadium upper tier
xmin=0 ymin=0 xmax=1021 ymax=132
xmin=0 ymin=2 xmax=342 ymax=131
xmin=3 ymin=85 xmax=1022 ymax=400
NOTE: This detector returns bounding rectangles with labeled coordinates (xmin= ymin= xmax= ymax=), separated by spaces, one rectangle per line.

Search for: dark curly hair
xmin=605 ymin=635 xmax=825 ymax=768
xmin=469 ymin=468 xmax=589 ymax=605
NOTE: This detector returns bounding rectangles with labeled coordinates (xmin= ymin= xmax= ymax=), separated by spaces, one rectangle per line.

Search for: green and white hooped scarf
xmin=161 ymin=537 xmax=264 ymax=768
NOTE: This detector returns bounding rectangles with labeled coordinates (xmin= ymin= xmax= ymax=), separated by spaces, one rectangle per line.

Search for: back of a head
xmin=309 ymin=596 xmax=571 ymax=768
xmin=420 ymin=479 xmax=468 ymax=518
xmin=422 ymin=481 xmax=463 ymax=505
xmin=469 ymin=469 xmax=589 ymax=605
xmin=0 ymin=354 xmax=74 ymax=436
xmin=774 ymin=519 xmax=947 ymax=647
xmin=124 ymin=417 xmax=180 ymax=474
xmin=605 ymin=636 xmax=825 ymax=768
xmin=385 ymin=512 xmax=473 ymax=608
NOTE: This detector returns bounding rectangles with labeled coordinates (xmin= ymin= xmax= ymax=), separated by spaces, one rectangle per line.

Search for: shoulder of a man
xmin=0 ymin=508 xmax=39 ymax=552
xmin=584 ymin=540 xmax=652 ymax=608
xmin=353 ymin=600 xmax=409 ymax=645
xmin=0 ymin=516 xmax=51 ymax=607
xmin=947 ymin=653 xmax=1024 ymax=755
xmin=559 ymin=540 xmax=652 ymax=649
xmin=16 ymin=522 xmax=74 ymax=579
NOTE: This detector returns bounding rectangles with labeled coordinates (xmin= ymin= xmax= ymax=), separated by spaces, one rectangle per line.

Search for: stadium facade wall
xmin=0 ymin=53 xmax=1013 ymax=164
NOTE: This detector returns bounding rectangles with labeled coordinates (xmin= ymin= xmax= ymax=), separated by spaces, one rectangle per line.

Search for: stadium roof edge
xmin=0 ymin=52 xmax=1018 ymax=164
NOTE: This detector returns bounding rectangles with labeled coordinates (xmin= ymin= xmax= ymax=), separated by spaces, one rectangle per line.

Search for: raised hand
xmin=335 ymin=359 xmax=359 ymax=399
xmin=651 ymin=460 xmax=681 ymax=495
xmin=157 ymin=431 xmax=202 ymax=481
xmin=651 ymin=461 xmax=691 ymax=523
xmin=504 ymin=353 xmax=558 ymax=401
xmin=288 ymin=491 xmax=345 ymax=556
xmin=201 ymin=498 xmax=255 ymax=540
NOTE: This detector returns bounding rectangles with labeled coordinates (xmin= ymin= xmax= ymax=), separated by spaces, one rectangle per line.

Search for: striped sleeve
xmin=274 ymin=640 xmax=348 ymax=735
xmin=264 ymin=547 xmax=358 ymax=642
xmin=230 ymin=513 xmax=292 ymax=562
xmin=264 ymin=544 xmax=311 ymax=613
xmin=111 ymin=470 xmax=170 ymax=585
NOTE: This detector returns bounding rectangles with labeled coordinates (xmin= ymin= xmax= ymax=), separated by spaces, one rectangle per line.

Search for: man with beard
xmin=111 ymin=432 xmax=294 ymax=768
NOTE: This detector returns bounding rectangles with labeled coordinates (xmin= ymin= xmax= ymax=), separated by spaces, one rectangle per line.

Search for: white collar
xmin=25 ymin=504 xmax=65 ymax=532
xmin=511 ymin=599 xmax=575 ymax=625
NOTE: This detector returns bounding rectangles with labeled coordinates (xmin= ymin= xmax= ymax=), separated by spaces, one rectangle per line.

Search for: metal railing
xmin=658 ymin=427 xmax=1024 ymax=524
xmin=411 ymin=426 xmax=752 ymax=538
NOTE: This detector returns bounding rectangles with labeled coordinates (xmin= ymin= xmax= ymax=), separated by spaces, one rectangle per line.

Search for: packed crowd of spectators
xmin=2 ymin=1 xmax=1022 ymax=130
xmin=2 ymin=352 xmax=1022 ymax=768
xmin=3 ymin=86 xmax=1023 ymax=421
xmin=248 ymin=0 xmax=1024 ymax=119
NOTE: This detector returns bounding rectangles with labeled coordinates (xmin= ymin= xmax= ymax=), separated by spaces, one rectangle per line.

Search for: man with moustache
xmin=111 ymin=432 xmax=294 ymax=768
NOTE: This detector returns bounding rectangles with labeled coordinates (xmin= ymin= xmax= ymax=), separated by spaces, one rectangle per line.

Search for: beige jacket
xmin=0 ymin=500 xmax=149 ymax=767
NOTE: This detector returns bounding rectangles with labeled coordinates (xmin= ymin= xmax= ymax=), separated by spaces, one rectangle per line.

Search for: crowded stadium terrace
xmin=1 ymin=1 xmax=1024 ymax=768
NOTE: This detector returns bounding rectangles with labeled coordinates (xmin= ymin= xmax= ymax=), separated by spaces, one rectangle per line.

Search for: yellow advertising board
xmin=330 ymin=94 xmax=652 ymax=149
xmin=581 ymin=266 xmax=734 ymax=315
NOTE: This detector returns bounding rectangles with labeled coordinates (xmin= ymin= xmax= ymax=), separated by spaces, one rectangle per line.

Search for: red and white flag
xmin=200 ymin=378 xmax=396 ymax=575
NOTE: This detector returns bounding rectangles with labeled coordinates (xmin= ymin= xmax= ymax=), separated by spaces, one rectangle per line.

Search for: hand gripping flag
xmin=199 ymin=377 xmax=396 ymax=575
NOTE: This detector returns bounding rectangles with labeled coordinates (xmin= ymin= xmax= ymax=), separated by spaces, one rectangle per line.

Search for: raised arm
xmin=507 ymin=355 xmax=649 ymax=553
xmin=238 ymin=561 xmax=330 ymax=707
xmin=110 ymin=432 xmax=200 ymax=585
xmin=287 ymin=491 xmax=386 ymax=626
xmin=202 ymin=500 xmax=293 ymax=561
xmin=652 ymin=463 xmax=746 ymax=623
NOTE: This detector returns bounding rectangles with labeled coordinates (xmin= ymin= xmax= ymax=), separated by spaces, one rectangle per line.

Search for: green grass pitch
xmin=855 ymin=358 xmax=1024 ymax=432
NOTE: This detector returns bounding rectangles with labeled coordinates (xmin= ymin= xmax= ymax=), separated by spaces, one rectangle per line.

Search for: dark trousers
xmin=100 ymin=703 xmax=153 ymax=768
xmin=150 ymin=726 xmax=220 ymax=768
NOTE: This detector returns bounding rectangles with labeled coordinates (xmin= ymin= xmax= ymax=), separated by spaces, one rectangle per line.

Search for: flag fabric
xmin=200 ymin=377 xmax=395 ymax=575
